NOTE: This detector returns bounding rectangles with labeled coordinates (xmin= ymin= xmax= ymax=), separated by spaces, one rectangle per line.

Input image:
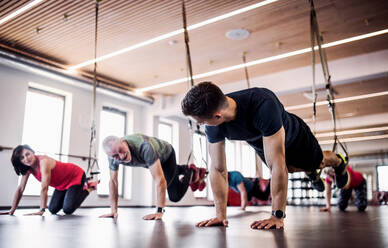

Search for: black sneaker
xmin=334 ymin=154 xmax=349 ymax=188
xmin=312 ymin=177 xmax=325 ymax=192
xmin=306 ymin=170 xmax=325 ymax=192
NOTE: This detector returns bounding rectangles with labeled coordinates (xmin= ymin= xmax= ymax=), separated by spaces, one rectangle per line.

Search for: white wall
xmin=0 ymin=62 xmax=154 ymax=207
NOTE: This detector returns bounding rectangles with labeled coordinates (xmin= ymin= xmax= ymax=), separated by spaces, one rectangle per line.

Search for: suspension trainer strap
xmin=196 ymin=124 xmax=208 ymax=167
xmin=242 ymin=52 xmax=251 ymax=89
xmin=309 ymin=0 xmax=348 ymax=160
xmin=310 ymin=3 xmax=317 ymax=133
xmin=182 ymin=0 xmax=194 ymax=88
xmin=87 ymin=0 xmax=101 ymax=177
xmin=182 ymin=0 xmax=196 ymax=166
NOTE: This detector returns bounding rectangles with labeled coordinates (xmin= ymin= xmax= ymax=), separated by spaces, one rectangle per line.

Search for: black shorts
xmin=284 ymin=115 xmax=323 ymax=172
xmin=257 ymin=114 xmax=323 ymax=172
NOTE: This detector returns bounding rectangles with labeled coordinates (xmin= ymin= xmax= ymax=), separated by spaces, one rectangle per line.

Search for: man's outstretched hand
xmin=196 ymin=217 xmax=228 ymax=227
xmin=142 ymin=212 xmax=163 ymax=220
xmin=319 ymin=207 xmax=331 ymax=212
xmin=99 ymin=212 xmax=118 ymax=219
xmin=250 ymin=216 xmax=284 ymax=230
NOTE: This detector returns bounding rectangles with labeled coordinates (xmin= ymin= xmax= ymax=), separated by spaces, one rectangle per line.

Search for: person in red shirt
xmin=320 ymin=165 xmax=367 ymax=212
xmin=0 ymin=145 xmax=97 ymax=216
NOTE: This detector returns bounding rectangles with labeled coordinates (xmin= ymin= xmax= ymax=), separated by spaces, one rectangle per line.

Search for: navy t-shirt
xmin=205 ymin=88 xmax=300 ymax=159
xmin=228 ymin=171 xmax=254 ymax=193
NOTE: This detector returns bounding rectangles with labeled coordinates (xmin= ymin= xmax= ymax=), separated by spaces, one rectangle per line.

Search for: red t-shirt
xmin=31 ymin=156 xmax=84 ymax=191
xmin=325 ymin=166 xmax=364 ymax=189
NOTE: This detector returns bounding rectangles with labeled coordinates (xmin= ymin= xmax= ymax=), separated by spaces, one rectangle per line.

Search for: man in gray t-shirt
xmin=99 ymin=134 xmax=207 ymax=220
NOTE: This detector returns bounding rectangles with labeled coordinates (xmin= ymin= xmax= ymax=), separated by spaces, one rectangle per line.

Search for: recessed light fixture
xmin=136 ymin=29 xmax=388 ymax=93
xmin=0 ymin=0 xmax=45 ymax=25
xmin=68 ymin=0 xmax=278 ymax=70
xmin=226 ymin=29 xmax=250 ymax=40
xmin=168 ymin=40 xmax=178 ymax=46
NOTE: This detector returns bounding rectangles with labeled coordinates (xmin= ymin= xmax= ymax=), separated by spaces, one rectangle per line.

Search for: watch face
xmin=275 ymin=210 xmax=283 ymax=218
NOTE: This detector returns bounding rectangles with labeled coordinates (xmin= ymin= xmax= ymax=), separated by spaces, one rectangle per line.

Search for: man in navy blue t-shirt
xmin=181 ymin=81 xmax=349 ymax=230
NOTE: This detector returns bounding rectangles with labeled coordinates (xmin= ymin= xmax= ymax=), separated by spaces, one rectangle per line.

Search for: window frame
xmin=20 ymin=87 xmax=66 ymax=196
xmin=376 ymin=164 xmax=388 ymax=191
xmin=97 ymin=106 xmax=128 ymax=197
xmin=158 ymin=121 xmax=174 ymax=144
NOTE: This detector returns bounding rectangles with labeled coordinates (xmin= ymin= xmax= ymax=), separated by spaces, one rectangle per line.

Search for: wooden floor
xmin=1 ymin=206 xmax=388 ymax=248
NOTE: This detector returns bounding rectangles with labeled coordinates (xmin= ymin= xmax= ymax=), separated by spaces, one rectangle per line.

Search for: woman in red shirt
xmin=320 ymin=165 xmax=367 ymax=212
xmin=0 ymin=145 xmax=97 ymax=216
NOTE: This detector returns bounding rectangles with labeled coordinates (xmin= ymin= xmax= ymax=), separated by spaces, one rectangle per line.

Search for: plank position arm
xmin=251 ymin=127 xmax=288 ymax=230
xmin=196 ymin=140 xmax=229 ymax=227
xmin=143 ymin=159 xmax=167 ymax=220
xmin=0 ymin=173 xmax=30 ymax=215
xmin=237 ymin=182 xmax=248 ymax=211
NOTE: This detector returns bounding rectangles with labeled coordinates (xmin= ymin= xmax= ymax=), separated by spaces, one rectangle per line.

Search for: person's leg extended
xmin=163 ymin=149 xmax=193 ymax=202
xmin=319 ymin=151 xmax=349 ymax=189
xmin=48 ymin=189 xmax=66 ymax=214
xmin=354 ymin=179 xmax=367 ymax=211
xmin=62 ymin=174 xmax=89 ymax=215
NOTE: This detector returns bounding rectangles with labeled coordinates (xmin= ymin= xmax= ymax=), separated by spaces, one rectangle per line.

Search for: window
xmin=158 ymin=122 xmax=173 ymax=144
xmin=98 ymin=107 xmax=126 ymax=196
xmin=261 ymin=162 xmax=271 ymax=179
xmin=193 ymin=132 xmax=209 ymax=198
xmin=377 ymin=165 xmax=388 ymax=191
xmin=225 ymin=140 xmax=256 ymax=177
xmin=225 ymin=140 xmax=236 ymax=171
xmin=21 ymin=87 xmax=65 ymax=196
xmin=240 ymin=144 xmax=256 ymax=177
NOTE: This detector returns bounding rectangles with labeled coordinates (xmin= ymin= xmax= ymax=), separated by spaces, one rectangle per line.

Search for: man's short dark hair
xmin=181 ymin=82 xmax=227 ymax=118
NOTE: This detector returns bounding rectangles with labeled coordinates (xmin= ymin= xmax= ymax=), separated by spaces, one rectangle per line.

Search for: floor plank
xmin=1 ymin=206 xmax=387 ymax=248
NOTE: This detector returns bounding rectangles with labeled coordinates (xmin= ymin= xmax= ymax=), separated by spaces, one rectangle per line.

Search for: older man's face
xmin=107 ymin=141 xmax=131 ymax=162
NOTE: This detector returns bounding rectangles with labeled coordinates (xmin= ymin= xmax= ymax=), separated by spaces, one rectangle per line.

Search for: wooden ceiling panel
xmin=0 ymin=0 xmax=387 ymax=94
xmin=291 ymin=94 xmax=388 ymax=123
xmin=283 ymin=75 xmax=388 ymax=123
xmin=82 ymin=0 xmax=388 ymax=90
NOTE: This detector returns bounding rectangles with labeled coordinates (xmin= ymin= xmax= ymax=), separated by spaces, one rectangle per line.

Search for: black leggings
xmin=161 ymin=148 xmax=192 ymax=202
xmin=48 ymin=173 xmax=89 ymax=215
xmin=248 ymin=179 xmax=271 ymax=201
xmin=338 ymin=179 xmax=367 ymax=212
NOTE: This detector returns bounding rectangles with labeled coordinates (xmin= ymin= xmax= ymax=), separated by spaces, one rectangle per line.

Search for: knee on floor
xmin=357 ymin=205 xmax=367 ymax=212
xmin=48 ymin=206 xmax=60 ymax=215
xmin=62 ymin=206 xmax=76 ymax=215
xmin=338 ymin=204 xmax=348 ymax=211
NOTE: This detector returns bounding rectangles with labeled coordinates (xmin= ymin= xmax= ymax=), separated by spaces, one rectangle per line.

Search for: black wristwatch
xmin=157 ymin=207 xmax=165 ymax=213
xmin=272 ymin=210 xmax=286 ymax=219
xmin=40 ymin=208 xmax=46 ymax=213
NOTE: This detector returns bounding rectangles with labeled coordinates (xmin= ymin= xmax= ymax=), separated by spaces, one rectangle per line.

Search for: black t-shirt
xmin=205 ymin=88 xmax=300 ymax=155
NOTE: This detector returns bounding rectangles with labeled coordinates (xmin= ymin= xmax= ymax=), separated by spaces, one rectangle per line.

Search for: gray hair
xmin=102 ymin=135 xmax=121 ymax=154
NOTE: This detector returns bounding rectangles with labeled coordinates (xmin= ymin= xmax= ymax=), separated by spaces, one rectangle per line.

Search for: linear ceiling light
xmin=68 ymin=0 xmax=277 ymax=70
xmin=315 ymin=126 xmax=388 ymax=138
xmin=319 ymin=134 xmax=388 ymax=145
xmin=285 ymin=90 xmax=388 ymax=111
xmin=136 ymin=28 xmax=388 ymax=93
xmin=0 ymin=0 xmax=45 ymax=25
